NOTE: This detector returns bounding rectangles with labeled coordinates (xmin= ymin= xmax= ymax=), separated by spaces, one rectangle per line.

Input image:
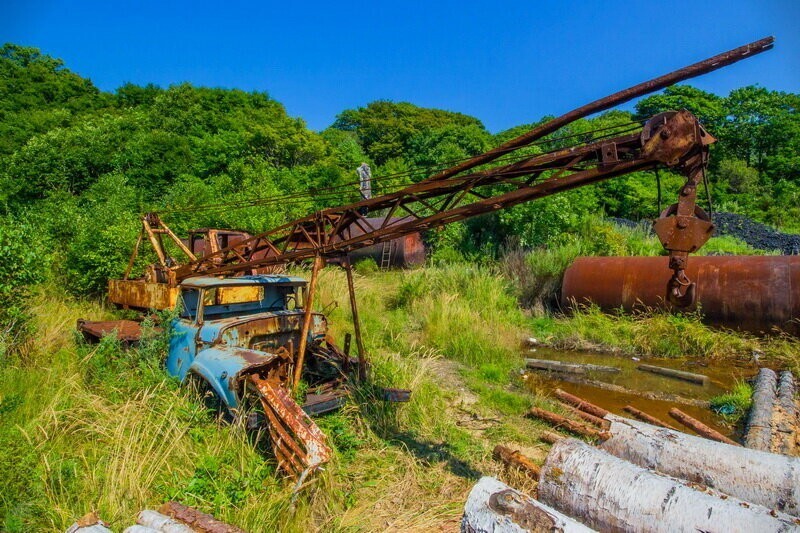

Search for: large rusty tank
xmin=561 ymin=256 xmax=800 ymax=335
xmin=339 ymin=217 xmax=426 ymax=268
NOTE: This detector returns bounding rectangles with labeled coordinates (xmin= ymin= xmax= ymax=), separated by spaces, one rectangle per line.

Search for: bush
xmin=0 ymin=217 xmax=48 ymax=355
xmin=353 ymin=257 xmax=379 ymax=274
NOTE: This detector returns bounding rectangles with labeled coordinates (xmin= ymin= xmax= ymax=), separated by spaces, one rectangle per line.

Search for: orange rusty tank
xmin=561 ymin=256 xmax=800 ymax=335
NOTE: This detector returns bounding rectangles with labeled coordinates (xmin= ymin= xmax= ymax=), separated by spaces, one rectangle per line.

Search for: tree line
xmin=0 ymin=43 xmax=797 ymax=335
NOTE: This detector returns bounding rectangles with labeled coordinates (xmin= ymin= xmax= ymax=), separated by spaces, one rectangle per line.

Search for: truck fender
xmin=186 ymin=346 xmax=278 ymax=411
xmin=185 ymin=366 xmax=237 ymax=411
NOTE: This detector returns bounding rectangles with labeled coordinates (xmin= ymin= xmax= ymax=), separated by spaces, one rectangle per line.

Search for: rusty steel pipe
xmin=561 ymin=255 xmax=800 ymax=335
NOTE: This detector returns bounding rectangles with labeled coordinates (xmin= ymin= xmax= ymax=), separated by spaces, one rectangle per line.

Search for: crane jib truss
xmin=158 ymin=36 xmax=773 ymax=306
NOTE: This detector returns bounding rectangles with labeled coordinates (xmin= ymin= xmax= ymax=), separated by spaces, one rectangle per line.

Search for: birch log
xmin=776 ymin=371 xmax=797 ymax=455
xmin=601 ymin=415 xmax=800 ymax=516
xmin=461 ymin=476 xmax=594 ymax=533
xmin=539 ymin=438 xmax=800 ymax=532
xmin=744 ymin=368 xmax=778 ymax=451
xmin=136 ymin=511 xmax=194 ymax=533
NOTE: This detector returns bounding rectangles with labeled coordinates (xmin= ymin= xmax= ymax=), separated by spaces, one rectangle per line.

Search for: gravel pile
xmin=712 ymin=212 xmax=800 ymax=255
xmin=607 ymin=213 xmax=800 ymax=255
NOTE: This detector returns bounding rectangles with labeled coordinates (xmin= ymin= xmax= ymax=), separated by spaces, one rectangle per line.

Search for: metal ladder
xmin=380 ymin=240 xmax=393 ymax=270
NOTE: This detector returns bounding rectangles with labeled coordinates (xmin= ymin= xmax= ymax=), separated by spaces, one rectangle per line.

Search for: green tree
xmin=332 ymin=101 xmax=487 ymax=165
xmin=636 ymin=85 xmax=725 ymax=132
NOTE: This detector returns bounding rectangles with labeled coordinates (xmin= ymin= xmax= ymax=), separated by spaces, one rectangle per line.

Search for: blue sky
xmin=3 ymin=1 xmax=798 ymax=132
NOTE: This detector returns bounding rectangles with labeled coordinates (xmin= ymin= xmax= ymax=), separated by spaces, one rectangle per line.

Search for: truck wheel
xmin=186 ymin=374 xmax=233 ymax=423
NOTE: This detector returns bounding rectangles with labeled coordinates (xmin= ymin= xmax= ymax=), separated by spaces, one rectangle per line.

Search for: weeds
xmin=3 ymin=247 xmax=798 ymax=531
xmin=710 ymin=381 xmax=753 ymax=422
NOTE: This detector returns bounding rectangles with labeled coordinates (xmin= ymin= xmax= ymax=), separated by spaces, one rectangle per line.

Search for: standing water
xmin=523 ymin=347 xmax=757 ymax=438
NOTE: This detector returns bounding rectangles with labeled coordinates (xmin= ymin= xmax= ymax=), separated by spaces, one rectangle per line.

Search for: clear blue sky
xmin=3 ymin=1 xmax=799 ymax=132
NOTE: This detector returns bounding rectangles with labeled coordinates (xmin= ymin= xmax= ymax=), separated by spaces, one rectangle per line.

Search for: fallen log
xmin=775 ymin=371 xmax=797 ymax=455
xmin=540 ymin=431 xmax=565 ymax=444
xmin=526 ymin=358 xmax=619 ymax=375
xmin=527 ymin=407 xmax=609 ymax=440
xmin=158 ymin=502 xmax=245 ymax=533
xmin=601 ymin=415 xmax=800 ymax=516
xmin=560 ymin=403 xmax=608 ymax=428
xmin=637 ymin=364 xmax=708 ymax=384
xmin=539 ymin=438 xmax=800 ymax=532
xmin=553 ymin=388 xmax=609 ymax=418
xmin=668 ymin=407 xmax=740 ymax=446
xmin=462 ymin=476 xmax=595 ymax=533
xmin=492 ymin=445 xmax=540 ymax=479
xmin=622 ymin=405 xmax=677 ymax=430
xmin=744 ymin=368 xmax=778 ymax=451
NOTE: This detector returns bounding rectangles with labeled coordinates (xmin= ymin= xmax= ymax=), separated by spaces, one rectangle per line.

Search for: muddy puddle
xmin=522 ymin=347 xmax=758 ymax=438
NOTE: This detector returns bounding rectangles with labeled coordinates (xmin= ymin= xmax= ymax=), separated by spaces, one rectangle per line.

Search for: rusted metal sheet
xmin=76 ymin=319 xmax=147 ymax=344
xmin=302 ymin=390 xmax=348 ymax=416
xmin=108 ymin=279 xmax=179 ymax=310
xmin=249 ymin=374 xmax=332 ymax=484
xmin=561 ymin=255 xmax=800 ymax=334
xmin=382 ymin=388 xmax=412 ymax=402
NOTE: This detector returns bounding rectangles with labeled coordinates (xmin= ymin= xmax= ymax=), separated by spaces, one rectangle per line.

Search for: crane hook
xmin=667 ymin=269 xmax=696 ymax=307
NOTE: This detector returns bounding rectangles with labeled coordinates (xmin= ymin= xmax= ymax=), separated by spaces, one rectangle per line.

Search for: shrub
xmin=0 ymin=217 xmax=48 ymax=356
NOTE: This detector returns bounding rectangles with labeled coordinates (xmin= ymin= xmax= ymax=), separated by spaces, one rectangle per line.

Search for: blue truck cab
xmin=166 ymin=275 xmax=327 ymax=413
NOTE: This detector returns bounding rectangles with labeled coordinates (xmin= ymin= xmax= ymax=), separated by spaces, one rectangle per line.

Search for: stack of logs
xmin=465 ymin=374 xmax=800 ymax=532
xmin=744 ymin=368 xmax=798 ymax=455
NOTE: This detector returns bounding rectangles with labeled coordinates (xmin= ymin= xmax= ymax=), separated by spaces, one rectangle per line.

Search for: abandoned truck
xmin=167 ymin=275 xmax=324 ymax=412
xmin=78 ymin=37 xmax=775 ymax=489
xmin=82 ymin=272 xmax=358 ymax=485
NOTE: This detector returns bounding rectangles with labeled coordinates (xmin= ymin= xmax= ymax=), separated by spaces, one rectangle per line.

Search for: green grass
xmin=3 ymin=245 xmax=799 ymax=531
xmin=534 ymin=304 xmax=799 ymax=370
xmin=710 ymin=381 xmax=753 ymax=423
xmin=0 ymin=281 xmax=485 ymax=532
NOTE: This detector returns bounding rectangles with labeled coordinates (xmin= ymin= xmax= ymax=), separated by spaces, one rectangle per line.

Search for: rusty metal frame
xmin=293 ymin=255 xmax=323 ymax=386
xmin=344 ymin=256 xmax=367 ymax=381
xmin=167 ymin=37 xmax=773 ymax=288
xmin=249 ymin=374 xmax=331 ymax=483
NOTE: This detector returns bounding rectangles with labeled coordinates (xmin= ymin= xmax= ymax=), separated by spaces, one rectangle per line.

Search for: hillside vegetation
xmin=1 ymin=44 xmax=799 ymax=531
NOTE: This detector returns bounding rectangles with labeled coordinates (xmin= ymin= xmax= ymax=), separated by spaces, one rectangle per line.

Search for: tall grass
xmin=1 ymin=275 xmax=487 ymax=532
xmin=4 ymin=249 xmax=798 ymax=531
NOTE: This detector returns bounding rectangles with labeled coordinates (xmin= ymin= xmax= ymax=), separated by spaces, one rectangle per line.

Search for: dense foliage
xmin=1 ymin=43 xmax=799 ymax=531
xmin=0 ymin=43 xmax=798 ymax=310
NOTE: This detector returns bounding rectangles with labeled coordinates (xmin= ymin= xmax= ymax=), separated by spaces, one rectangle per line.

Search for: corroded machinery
xmin=88 ymin=37 xmax=775 ymax=484
xmin=562 ymin=255 xmax=800 ymax=335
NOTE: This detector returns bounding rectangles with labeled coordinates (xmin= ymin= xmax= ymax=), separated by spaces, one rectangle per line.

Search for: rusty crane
xmin=85 ymin=37 xmax=773 ymax=483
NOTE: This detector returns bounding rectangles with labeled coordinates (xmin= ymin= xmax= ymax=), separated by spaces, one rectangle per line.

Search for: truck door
xmin=166 ymin=288 xmax=201 ymax=380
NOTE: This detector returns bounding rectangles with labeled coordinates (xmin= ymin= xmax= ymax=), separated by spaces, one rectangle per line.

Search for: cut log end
xmin=462 ymin=477 xmax=594 ymax=533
